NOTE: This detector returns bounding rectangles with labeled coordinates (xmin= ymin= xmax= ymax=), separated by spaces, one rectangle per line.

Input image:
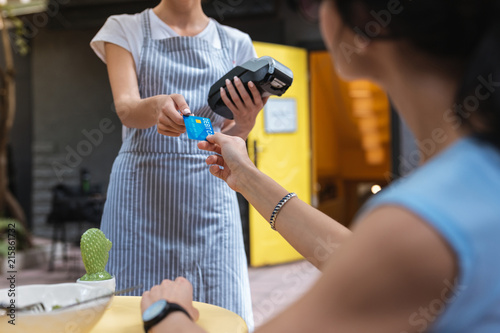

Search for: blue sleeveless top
xmin=359 ymin=137 xmax=500 ymax=333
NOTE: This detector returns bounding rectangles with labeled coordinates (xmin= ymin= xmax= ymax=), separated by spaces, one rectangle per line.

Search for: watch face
xmin=143 ymin=299 xmax=168 ymax=322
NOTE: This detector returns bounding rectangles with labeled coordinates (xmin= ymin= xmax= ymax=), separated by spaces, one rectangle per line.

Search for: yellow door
xmin=248 ymin=42 xmax=311 ymax=267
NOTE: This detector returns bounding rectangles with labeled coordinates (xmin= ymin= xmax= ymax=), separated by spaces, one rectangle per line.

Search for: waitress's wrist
xmin=153 ymin=95 xmax=169 ymax=116
xmin=222 ymin=122 xmax=253 ymax=140
xmin=129 ymin=95 xmax=163 ymax=127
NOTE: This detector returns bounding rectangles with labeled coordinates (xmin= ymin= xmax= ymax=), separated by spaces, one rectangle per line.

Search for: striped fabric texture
xmin=100 ymin=9 xmax=254 ymax=330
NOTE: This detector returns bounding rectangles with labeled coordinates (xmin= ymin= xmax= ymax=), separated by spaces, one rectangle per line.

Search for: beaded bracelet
xmin=269 ymin=193 xmax=297 ymax=231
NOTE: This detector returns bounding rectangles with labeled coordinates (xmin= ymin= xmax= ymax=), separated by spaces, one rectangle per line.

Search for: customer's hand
xmin=221 ymin=77 xmax=269 ymax=133
xmin=141 ymin=277 xmax=200 ymax=321
xmin=156 ymin=94 xmax=191 ymax=137
xmin=198 ymin=133 xmax=256 ymax=192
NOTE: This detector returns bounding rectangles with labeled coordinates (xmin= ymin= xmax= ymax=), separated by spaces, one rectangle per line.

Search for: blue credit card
xmin=183 ymin=115 xmax=214 ymax=141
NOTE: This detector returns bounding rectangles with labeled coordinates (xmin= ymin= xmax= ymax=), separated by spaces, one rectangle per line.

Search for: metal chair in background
xmin=46 ymin=183 xmax=105 ymax=271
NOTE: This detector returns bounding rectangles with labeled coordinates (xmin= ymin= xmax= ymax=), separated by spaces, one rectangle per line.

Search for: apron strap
xmin=214 ymin=20 xmax=229 ymax=51
xmin=141 ymin=9 xmax=152 ymax=39
xmin=213 ymin=21 xmax=232 ymax=63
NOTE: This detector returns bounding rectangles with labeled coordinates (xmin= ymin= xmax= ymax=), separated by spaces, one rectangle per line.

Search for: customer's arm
xmin=198 ymin=133 xmax=351 ymax=269
xmin=105 ymin=43 xmax=190 ymax=134
xmin=256 ymin=205 xmax=457 ymax=333
xmin=142 ymin=205 xmax=457 ymax=333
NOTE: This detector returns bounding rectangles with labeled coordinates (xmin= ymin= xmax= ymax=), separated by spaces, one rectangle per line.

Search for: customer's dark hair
xmin=334 ymin=0 xmax=500 ymax=148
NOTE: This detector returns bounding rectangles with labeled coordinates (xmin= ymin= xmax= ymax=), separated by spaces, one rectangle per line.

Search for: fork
xmin=51 ymin=284 xmax=142 ymax=312
xmin=0 ymin=302 xmax=46 ymax=315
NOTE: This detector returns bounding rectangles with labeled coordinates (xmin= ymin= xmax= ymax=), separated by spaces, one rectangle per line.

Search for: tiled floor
xmin=0 ymin=238 xmax=320 ymax=328
xmin=248 ymin=260 xmax=320 ymax=326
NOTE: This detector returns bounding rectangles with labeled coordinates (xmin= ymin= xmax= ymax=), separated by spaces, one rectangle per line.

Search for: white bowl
xmin=76 ymin=276 xmax=116 ymax=293
xmin=0 ymin=283 xmax=112 ymax=333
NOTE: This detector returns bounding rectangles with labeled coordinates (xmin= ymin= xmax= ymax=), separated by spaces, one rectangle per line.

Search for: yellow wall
xmin=248 ymin=42 xmax=311 ymax=267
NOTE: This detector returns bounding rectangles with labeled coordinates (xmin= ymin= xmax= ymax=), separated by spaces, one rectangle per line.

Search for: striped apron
xmin=100 ymin=9 xmax=253 ymax=329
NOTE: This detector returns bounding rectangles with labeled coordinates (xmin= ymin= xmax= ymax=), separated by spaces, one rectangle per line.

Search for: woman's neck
xmin=154 ymin=0 xmax=209 ymax=36
xmin=379 ymin=48 xmax=465 ymax=163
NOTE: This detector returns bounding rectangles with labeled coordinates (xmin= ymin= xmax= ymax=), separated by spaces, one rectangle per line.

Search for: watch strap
xmin=167 ymin=303 xmax=192 ymax=321
xmin=143 ymin=302 xmax=192 ymax=332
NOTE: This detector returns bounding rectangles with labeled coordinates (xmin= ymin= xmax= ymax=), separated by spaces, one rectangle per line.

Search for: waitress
xmin=90 ymin=0 xmax=266 ymax=329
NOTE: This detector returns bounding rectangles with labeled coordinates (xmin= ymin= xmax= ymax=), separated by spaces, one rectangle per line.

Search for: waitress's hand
xmin=156 ymin=94 xmax=191 ymax=137
xmin=198 ymin=133 xmax=257 ymax=192
xmin=141 ymin=277 xmax=200 ymax=322
xmin=221 ymin=77 xmax=269 ymax=134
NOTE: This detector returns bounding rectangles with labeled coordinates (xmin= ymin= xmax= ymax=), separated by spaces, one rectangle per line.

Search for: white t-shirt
xmin=90 ymin=9 xmax=257 ymax=72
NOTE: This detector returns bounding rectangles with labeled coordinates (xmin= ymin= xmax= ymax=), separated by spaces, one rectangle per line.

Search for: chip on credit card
xmin=183 ymin=115 xmax=214 ymax=141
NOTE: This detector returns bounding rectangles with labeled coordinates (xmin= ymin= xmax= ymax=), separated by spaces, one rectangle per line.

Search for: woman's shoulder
xmin=90 ymin=10 xmax=147 ymax=64
xmin=103 ymin=11 xmax=144 ymax=32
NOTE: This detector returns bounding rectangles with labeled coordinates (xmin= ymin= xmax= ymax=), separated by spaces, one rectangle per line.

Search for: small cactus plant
xmin=79 ymin=228 xmax=112 ymax=281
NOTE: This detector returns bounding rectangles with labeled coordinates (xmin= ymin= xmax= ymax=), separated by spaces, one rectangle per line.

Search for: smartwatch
xmin=142 ymin=299 xmax=192 ymax=332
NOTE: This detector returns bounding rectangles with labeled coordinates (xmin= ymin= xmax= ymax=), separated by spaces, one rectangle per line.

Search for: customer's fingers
xmin=141 ymin=278 xmax=199 ymax=319
xmin=209 ymin=164 xmax=229 ymax=181
xmin=160 ymin=279 xmax=175 ymax=288
xmin=174 ymin=278 xmax=200 ymax=321
xmin=206 ymin=154 xmax=225 ymax=167
xmin=150 ymin=283 xmax=165 ymax=298
xmin=140 ymin=290 xmax=151 ymax=312
xmin=206 ymin=132 xmax=235 ymax=145
xmin=198 ymin=140 xmax=222 ymax=154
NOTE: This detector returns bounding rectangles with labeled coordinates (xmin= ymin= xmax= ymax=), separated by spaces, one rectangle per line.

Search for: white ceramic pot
xmin=76 ymin=275 xmax=116 ymax=293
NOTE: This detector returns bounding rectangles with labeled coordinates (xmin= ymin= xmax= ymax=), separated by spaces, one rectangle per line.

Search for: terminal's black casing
xmin=208 ymin=56 xmax=294 ymax=119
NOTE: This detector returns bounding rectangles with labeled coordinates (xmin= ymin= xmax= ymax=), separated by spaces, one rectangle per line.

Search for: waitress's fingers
xmin=158 ymin=130 xmax=181 ymax=137
xmin=159 ymin=97 xmax=186 ymax=126
xmin=157 ymin=120 xmax=185 ymax=136
xmin=158 ymin=105 xmax=186 ymax=130
xmin=233 ymin=76 xmax=254 ymax=106
xmin=220 ymin=87 xmax=237 ymax=111
xmin=157 ymin=128 xmax=183 ymax=137
xmin=248 ymin=81 xmax=264 ymax=108
xmin=225 ymin=79 xmax=245 ymax=110
xmin=170 ymin=94 xmax=191 ymax=116
xmin=161 ymin=107 xmax=185 ymax=127
xmin=157 ymin=125 xmax=185 ymax=136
